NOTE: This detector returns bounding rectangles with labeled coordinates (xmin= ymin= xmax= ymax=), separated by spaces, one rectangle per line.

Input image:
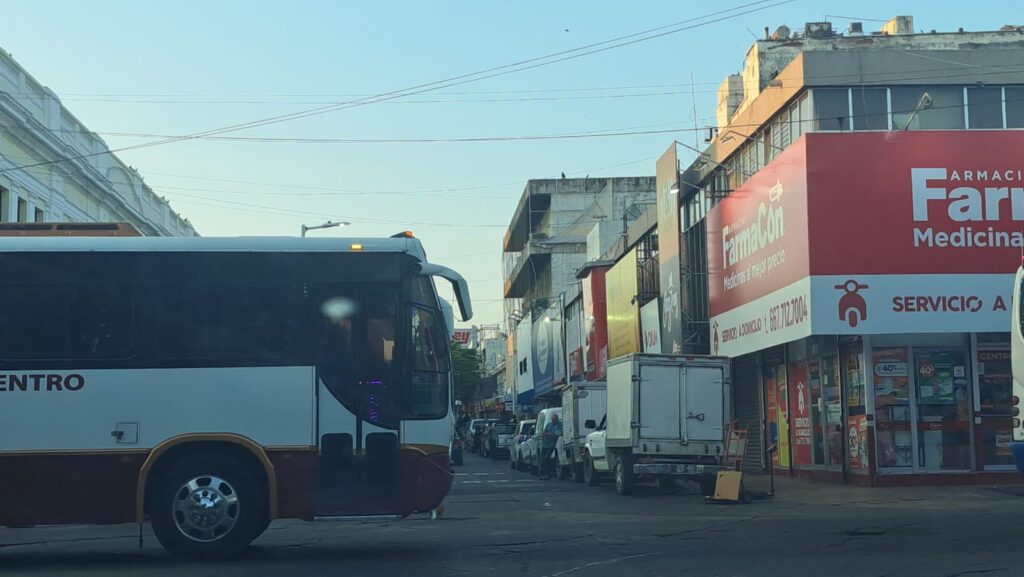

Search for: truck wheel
xmin=583 ymin=455 xmax=599 ymax=486
xmin=614 ymin=457 xmax=634 ymax=496
xmin=699 ymin=476 xmax=717 ymax=497
xmin=150 ymin=453 xmax=267 ymax=559
xmin=572 ymin=462 xmax=585 ymax=484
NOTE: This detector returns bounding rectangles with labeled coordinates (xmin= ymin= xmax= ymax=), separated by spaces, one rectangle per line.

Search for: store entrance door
xmin=913 ymin=349 xmax=972 ymax=471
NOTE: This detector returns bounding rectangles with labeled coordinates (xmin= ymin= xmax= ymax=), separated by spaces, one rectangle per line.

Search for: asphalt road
xmin=2 ymin=452 xmax=1023 ymax=576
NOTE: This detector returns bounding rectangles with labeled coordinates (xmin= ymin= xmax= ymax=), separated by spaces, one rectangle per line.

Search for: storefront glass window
xmin=914 ymin=349 xmax=971 ymax=470
xmin=822 ymin=357 xmax=843 ymax=466
xmin=873 ymin=348 xmax=913 ymax=468
xmin=976 ymin=348 xmax=1014 ymax=468
xmin=842 ymin=344 xmax=868 ymax=471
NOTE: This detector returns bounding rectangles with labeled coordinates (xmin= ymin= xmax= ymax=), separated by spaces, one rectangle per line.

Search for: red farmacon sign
xmin=708 ymin=131 xmax=1021 ymax=358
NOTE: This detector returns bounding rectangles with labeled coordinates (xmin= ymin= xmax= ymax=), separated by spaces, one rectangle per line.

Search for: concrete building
xmin=656 ymin=16 xmax=1024 ymax=485
xmin=503 ymin=176 xmax=656 ymax=414
xmin=0 ymin=47 xmax=195 ymax=236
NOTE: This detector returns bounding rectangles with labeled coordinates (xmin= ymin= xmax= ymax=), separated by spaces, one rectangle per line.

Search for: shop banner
xmin=707 ymin=131 xmax=1024 ymax=358
xmin=711 ymin=278 xmax=812 ymax=358
xmin=515 ymin=318 xmax=533 ymax=404
xmin=706 ymin=139 xmax=811 ymax=318
xmin=640 ymin=299 xmax=662 ymax=353
xmin=531 ymin=312 xmax=564 ymax=396
xmin=805 ymin=131 xmax=1024 ymax=277
xmin=810 ymin=274 xmax=1012 ymax=335
xmin=606 ymin=249 xmax=640 ymax=360
xmin=873 ymin=348 xmax=910 ymax=406
xmin=847 ymin=414 xmax=869 ymax=470
xmin=776 ymin=364 xmax=790 ymax=468
xmin=581 ymin=266 xmax=610 ymax=381
xmin=789 ymin=363 xmax=812 ymax=466
xmin=656 ymin=143 xmax=683 ymax=353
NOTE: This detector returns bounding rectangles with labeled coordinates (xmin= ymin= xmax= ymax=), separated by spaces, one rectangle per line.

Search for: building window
xmin=1005 ymin=87 xmax=1024 ymax=128
xmin=851 ymin=88 xmax=888 ymax=130
xmin=16 ymin=197 xmax=28 ymax=222
xmin=0 ymin=187 xmax=8 ymax=222
xmin=34 ymin=207 xmax=44 ymax=223
xmin=967 ymin=86 xmax=1003 ymax=129
xmin=814 ymin=89 xmax=851 ymax=131
xmin=797 ymin=93 xmax=813 ymax=136
xmin=891 ymin=86 xmax=964 ymax=130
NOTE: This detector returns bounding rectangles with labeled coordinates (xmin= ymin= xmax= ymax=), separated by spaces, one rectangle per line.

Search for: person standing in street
xmin=539 ymin=413 xmax=562 ymax=480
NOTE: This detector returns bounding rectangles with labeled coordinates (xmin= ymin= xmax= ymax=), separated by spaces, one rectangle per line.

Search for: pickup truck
xmin=587 ymin=353 xmax=731 ymax=495
xmin=557 ymin=382 xmax=607 ymax=482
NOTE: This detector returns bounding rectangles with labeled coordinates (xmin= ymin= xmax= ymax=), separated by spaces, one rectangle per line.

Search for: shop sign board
xmin=656 ymin=143 xmax=683 ymax=354
xmin=789 ymin=363 xmax=812 ymax=465
xmin=581 ymin=265 xmax=610 ymax=381
xmin=640 ymin=299 xmax=662 ymax=353
xmin=847 ymin=414 xmax=869 ymax=470
xmin=707 ymin=131 xmax=1024 ymax=358
xmin=606 ymin=249 xmax=640 ymax=360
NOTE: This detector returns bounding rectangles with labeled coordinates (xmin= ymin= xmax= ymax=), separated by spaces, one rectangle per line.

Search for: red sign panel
xmin=582 ymin=266 xmax=610 ymax=381
xmin=805 ymin=131 xmax=1024 ymax=276
xmin=706 ymin=139 xmax=811 ymax=317
xmin=789 ymin=363 xmax=812 ymax=466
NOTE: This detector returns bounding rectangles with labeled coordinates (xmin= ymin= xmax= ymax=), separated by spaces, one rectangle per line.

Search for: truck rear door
xmin=639 ymin=363 xmax=681 ymax=440
xmin=682 ymin=365 xmax=725 ymax=442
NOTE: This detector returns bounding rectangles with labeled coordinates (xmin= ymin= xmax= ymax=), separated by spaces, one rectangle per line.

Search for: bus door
xmin=313 ymin=286 xmax=403 ymax=517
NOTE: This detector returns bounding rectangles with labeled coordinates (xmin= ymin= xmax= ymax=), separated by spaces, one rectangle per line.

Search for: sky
xmin=0 ymin=0 xmax=1014 ymax=327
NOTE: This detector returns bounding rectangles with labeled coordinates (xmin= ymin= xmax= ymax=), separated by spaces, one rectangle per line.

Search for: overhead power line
xmin=0 ymin=0 xmax=792 ymax=175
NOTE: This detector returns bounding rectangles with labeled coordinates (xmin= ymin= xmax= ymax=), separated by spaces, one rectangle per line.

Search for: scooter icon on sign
xmin=835 ymin=280 xmax=869 ymax=328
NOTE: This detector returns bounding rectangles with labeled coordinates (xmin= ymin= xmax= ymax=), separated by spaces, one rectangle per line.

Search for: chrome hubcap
xmin=172 ymin=475 xmax=240 ymax=542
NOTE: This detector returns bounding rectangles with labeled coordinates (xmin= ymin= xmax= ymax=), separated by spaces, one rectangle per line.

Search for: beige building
xmin=0 ymin=47 xmax=195 ymax=236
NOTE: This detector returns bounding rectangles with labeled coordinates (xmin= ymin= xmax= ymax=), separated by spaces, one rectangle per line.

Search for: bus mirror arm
xmin=419 ymin=263 xmax=473 ymax=322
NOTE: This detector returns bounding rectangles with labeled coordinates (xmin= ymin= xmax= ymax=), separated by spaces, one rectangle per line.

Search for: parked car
xmin=485 ymin=423 xmax=517 ymax=459
xmin=520 ymin=408 xmax=562 ymax=476
xmin=582 ymin=414 xmax=607 ymax=486
xmin=450 ymin=434 xmax=464 ymax=466
xmin=510 ymin=419 xmax=536 ymax=471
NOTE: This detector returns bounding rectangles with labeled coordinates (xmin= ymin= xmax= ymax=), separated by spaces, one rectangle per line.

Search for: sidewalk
xmin=741 ymin=473 xmax=1024 ymax=510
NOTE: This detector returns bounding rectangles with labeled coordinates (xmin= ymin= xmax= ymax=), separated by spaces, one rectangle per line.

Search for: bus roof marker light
xmin=350 ymin=243 xmax=363 ymax=250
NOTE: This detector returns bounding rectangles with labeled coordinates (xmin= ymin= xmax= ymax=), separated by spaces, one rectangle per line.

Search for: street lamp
xmin=301 ymin=220 xmax=350 ymax=237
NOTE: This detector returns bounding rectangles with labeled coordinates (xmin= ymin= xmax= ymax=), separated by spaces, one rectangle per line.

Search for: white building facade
xmin=0 ymin=48 xmax=195 ymax=236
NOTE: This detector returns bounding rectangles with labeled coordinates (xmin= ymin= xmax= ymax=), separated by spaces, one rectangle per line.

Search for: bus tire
xmin=150 ymin=453 xmax=267 ymax=559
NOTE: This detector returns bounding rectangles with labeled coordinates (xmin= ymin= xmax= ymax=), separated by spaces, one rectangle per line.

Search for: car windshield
xmin=494 ymin=425 xmax=515 ymax=434
xmin=522 ymin=424 xmax=536 ymax=435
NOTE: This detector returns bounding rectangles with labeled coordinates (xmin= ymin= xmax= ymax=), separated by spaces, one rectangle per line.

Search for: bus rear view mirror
xmin=419 ymin=263 xmax=473 ymax=321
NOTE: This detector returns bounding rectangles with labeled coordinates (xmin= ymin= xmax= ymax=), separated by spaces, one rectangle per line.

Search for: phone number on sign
xmin=768 ymin=295 xmax=808 ymax=333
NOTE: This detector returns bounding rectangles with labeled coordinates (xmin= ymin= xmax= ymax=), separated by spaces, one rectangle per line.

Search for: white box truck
xmin=556 ymin=381 xmax=607 ymax=482
xmin=589 ymin=353 xmax=731 ymax=495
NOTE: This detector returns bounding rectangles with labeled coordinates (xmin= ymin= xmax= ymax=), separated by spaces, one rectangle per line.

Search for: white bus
xmin=1010 ymin=265 xmax=1024 ymax=474
xmin=0 ymin=234 xmax=471 ymax=558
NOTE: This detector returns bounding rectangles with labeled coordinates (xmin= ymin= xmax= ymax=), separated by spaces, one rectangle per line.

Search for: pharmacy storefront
xmin=707 ymin=131 xmax=1020 ymax=485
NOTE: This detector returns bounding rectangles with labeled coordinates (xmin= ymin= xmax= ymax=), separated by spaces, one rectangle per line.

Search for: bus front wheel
xmin=150 ymin=453 xmax=268 ymax=559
